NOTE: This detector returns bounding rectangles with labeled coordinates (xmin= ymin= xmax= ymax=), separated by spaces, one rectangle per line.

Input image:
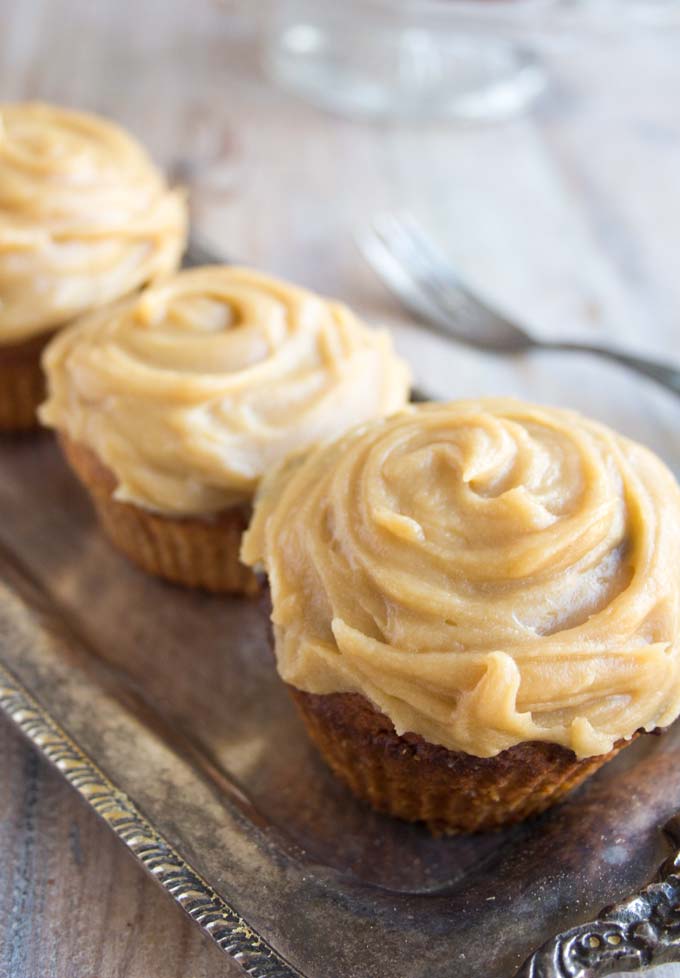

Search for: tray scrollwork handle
xmin=516 ymin=817 xmax=680 ymax=978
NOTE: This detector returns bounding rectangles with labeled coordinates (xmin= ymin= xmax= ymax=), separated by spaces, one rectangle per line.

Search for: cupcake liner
xmin=290 ymin=688 xmax=637 ymax=834
xmin=0 ymin=332 xmax=53 ymax=432
xmin=59 ymin=434 xmax=259 ymax=596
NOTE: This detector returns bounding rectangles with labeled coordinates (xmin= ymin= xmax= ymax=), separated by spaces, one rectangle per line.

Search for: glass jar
xmin=261 ymin=0 xmax=558 ymax=122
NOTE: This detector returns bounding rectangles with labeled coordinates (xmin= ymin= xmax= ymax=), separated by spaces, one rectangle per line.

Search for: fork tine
xmin=375 ymin=213 xmax=495 ymax=323
xmin=396 ymin=213 xmax=465 ymax=282
xmin=374 ymin=212 xmax=460 ymax=285
xmin=358 ymin=222 xmax=464 ymax=336
xmin=371 ymin=213 xmax=461 ymax=287
xmin=365 ymin=213 xmax=529 ymax=350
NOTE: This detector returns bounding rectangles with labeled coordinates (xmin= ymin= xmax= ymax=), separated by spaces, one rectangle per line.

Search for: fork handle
xmin=550 ymin=341 xmax=680 ymax=398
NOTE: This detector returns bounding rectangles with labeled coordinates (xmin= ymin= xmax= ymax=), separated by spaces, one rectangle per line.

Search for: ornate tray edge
xmin=513 ymin=820 xmax=680 ymax=978
xmin=0 ymin=658 xmax=305 ymax=978
xmin=4 ymin=659 xmax=680 ymax=978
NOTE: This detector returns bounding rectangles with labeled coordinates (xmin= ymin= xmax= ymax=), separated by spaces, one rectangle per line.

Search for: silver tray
xmin=3 ymin=430 xmax=680 ymax=978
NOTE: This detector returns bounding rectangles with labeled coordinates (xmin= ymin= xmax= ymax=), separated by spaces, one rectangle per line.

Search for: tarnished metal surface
xmin=2 ymin=431 xmax=680 ymax=978
xmin=0 ymin=657 xmax=301 ymax=978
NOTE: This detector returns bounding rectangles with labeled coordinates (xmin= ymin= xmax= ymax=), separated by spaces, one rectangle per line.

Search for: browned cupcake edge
xmin=58 ymin=433 xmax=259 ymax=596
xmin=289 ymin=686 xmax=639 ymax=834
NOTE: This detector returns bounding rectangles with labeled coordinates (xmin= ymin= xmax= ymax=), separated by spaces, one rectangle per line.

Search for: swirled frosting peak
xmin=40 ymin=266 xmax=411 ymax=514
xmin=0 ymin=102 xmax=186 ymax=343
xmin=242 ymin=399 xmax=680 ymax=759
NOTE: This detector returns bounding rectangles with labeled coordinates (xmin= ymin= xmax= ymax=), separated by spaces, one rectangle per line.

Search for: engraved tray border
xmin=3 ymin=617 xmax=680 ymax=978
xmin=0 ymin=659 xmax=302 ymax=978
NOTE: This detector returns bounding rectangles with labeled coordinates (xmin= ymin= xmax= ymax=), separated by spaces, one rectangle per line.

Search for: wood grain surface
xmin=2 ymin=1 xmax=680 ymax=976
xmin=0 ymin=715 xmax=238 ymax=978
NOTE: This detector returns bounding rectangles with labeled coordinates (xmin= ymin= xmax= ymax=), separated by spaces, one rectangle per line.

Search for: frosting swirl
xmin=242 ymin=399 xmax=680 ymax=759
xmin=0 ymin=102 xmax=186 ymax=343
xmin=40 ymin=266 xmax=411 ymax=514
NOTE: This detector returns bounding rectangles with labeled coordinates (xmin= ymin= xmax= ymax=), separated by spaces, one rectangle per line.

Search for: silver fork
xmin=358 ymin=213 xmax=680 ymax=398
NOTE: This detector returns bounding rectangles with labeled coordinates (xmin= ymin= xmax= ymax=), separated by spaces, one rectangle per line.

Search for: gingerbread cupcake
xmin=0 ymin=102 xmax=186 ymax=430
xmin=242 ymin=399 xmax=680 ymax=832
xmin=39 ymin=266 xmax=411 ymax=594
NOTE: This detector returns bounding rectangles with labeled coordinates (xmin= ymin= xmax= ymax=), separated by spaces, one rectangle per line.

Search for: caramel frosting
xmin=242 ymin=399 xmax=680 ymax=759
xmin=40 ymin=266 xmax=411 ymax=514
xmin=0 ymin=102 xmax=186 ymax=344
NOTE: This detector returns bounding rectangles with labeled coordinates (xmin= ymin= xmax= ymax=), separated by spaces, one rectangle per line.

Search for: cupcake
xmin=40 ymin=266 xmax=411 ymax=594
xmin=0 ymin=102 xmax=186 ymax=430
xmin=242 ymin=399 xmax=680 ymax=832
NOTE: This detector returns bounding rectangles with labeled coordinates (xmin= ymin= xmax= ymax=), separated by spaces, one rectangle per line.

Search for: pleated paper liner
xmin=290 ymin=687 xmax=638 ymax=834
xmin=59 ymin=434 xmax=259 ymax=596
xmin=0 ymin=331 xmax=54 ymax=432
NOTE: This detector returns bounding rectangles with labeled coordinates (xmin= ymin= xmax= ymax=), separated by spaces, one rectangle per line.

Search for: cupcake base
xmin=0 ymin=332 xmax=53 ymax=432
xmin=290 ymin=688 xmax=636 ymax=834
xmin=59 ymin=434 xmax=259 ymax=596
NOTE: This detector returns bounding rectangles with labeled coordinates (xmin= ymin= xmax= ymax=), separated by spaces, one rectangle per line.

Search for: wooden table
xmin=2 ymin=2 xmax=680 ymax=976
